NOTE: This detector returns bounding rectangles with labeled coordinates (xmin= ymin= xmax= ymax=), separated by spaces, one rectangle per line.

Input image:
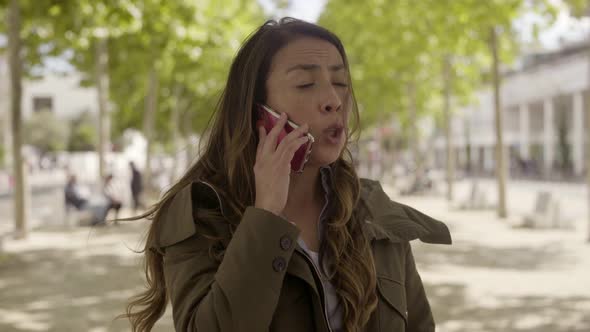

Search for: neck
xmin=285 ymin=165 xmax=324 ymax=214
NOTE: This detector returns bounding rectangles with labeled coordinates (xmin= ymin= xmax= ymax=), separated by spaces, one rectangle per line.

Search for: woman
xmin=123 ymin=18 xmax=451 ymax=332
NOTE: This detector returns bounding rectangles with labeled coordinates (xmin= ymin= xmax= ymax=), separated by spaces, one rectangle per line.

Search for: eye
xmin=333 ymin=82 xmax=349 ymax=88
xmin=296 ymin=83 xmax=315 ymax=89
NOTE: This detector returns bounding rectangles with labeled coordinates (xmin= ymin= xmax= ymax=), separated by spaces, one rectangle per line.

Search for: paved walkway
xmin=1 ymin=194 xmax=589 ymax=331
xmin=0 ymin=211 xmax=174 ymax=332
xmin=394 ymin=193 xmax=590 ymax=332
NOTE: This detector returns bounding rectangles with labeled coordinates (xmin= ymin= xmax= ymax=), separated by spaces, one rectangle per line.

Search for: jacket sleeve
xmin=162 ymin=206 xmax=300 ymax=332
xmin=404 ymin=242 xmax=435 ymax=332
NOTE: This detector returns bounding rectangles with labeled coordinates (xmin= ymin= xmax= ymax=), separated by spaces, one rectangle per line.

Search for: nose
xmin=320 ymin=86 xmax=342 ymax=113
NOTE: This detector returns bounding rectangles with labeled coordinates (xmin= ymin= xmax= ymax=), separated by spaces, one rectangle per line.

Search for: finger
xmin=276 ymin=123 xmax=309 ymax=154
xmin=280 ymin=135 xmax=310 ymax=163
xmin=262 ymin=113 xmax=288 ymax=154
xmin=256 ymin=126 xmax=266 ymax=158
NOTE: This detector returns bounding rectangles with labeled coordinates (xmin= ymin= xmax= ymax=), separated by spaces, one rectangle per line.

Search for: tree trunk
xmin=407 ymin=81 xmax=422 ymax=178
xmin=587 ymin=92 xmax=590 ymax=242
xmin=95 ymin=37 xmax=110 ymax=181
xmin=464 ymin=118 xmax=472 ymax=174
xmin=7 ymin=0 xmax=27 ymax=239
xmin=185 ymin=136 xmax=194 ymax=171
xmin=170 ymin=84 xmax=183 ymax=183
xmin=143 ymin=67 xmax=159 ymax=191
xmin=490 ymin=26 xmax=508 ymax=219
xmin=587 ymin=27 xmax=590 ymax=242
xmin=387 ymin=125 xmax=396 ymax=189
xmin=443 ymin=55 xmax=455 ymax=202
xmin=3 ymin=92 xmax=13 ymax=170
xmin=183 ymin=110 xmax=196 ymax=171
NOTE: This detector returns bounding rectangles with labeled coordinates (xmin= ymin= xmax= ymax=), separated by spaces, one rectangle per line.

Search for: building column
xmin=485 ymin=146 xmax=494 ymax=173
xmin=472 ymin=145 xmax=479 ymax=172
xmin=519 ymin=103 xmax=530 ymax=160
xmin=543 ymin=98 xmax=554 ymax=173
xmin=573 ymin=92 xmax=584 ymax=176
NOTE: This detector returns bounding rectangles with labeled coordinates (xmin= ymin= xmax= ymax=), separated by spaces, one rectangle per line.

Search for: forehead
xmin=269 ymin=37 xmax=345 ymax=72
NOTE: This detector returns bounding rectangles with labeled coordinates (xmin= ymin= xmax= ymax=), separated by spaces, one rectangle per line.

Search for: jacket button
xmin=272 ymin=257 xmax=287 ymax=272
xmin=279 ymin=236 xmax=292 ymax=251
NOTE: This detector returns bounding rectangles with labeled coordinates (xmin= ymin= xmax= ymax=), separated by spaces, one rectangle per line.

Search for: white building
xmin=433 ymin=41 xmax=590 ymax=179
xmin=0 ymin=57 xmax=98 ymax=120
xmin=23 ymin=73 xmax=98 ymax=119
xmin=1 ymin=56 xmax=100 ymax=158
xmin=1 ymin=56 xmax=100 ymax=163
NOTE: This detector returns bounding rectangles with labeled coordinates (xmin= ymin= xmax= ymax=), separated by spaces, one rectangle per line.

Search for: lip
xmin=323 ymin=123 xmax=344 ymax=134
xmin=322 ymin=122 xmax=345 ymax=145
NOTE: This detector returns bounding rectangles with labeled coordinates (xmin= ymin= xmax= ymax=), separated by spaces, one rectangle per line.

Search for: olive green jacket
xmin=152 ymin=178 xmax=451 ymax=332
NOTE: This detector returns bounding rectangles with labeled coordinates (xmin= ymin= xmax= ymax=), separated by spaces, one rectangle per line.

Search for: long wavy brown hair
xmin=120 ymin=17 xmax=377 ymax=332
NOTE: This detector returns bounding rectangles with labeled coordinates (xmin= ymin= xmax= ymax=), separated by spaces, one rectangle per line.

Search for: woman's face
xmin=265 ymin=37 xmax=351 ymax=168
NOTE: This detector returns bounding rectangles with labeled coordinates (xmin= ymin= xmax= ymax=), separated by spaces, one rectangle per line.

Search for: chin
xmin=308 ymin=148 xmax=343 ymax=168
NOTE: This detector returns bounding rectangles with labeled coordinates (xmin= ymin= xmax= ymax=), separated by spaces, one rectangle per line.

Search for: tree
xmin=490 ymin=26 xmax=508 ymax=218
xmin=320 ymin=0 xmax=558 ymax=218
xmin=68 ymin=111 xmax=97 ymax=152
xmin=38 ymin=1 xmax=263 ymax=188
xmin=6 ymin=0 xmax=27 ymax=238
xmin=554 ymin=96 xmax=573 ymax=177
xmin=96 ymin=0 xmax=264 ymax=184
xmin=51 ymin=1 xmax=143 ymax=180
xmin=1 ymin=0 xmax=265 ymax=236
xmin=443 ymin=55 xmax=455 ymax=201
xmin=24 ymin=110 xmax=69 ymax=154
xmin=1 ymin=0 xmax=107 ymax=237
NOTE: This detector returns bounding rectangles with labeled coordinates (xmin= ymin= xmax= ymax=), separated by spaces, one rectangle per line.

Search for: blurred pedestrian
xmin=129 ymin=161 xmax=144 ymax=213
xmin=122 ymin=18 xmax=451 ymax=332
xmin=103 ymin=174 xmax=123 ymax=223
xmin=64 ymin=174 xmax=87 ymax=211
xmin=65 ymin=174 xmax=111 ymax=226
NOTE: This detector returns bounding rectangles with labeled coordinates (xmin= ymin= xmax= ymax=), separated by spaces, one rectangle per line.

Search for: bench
xmin=521 ymin=191 xmax=571 ymax=229
xmin=458 ymin=181 xmax=491 ymax=210
xmin=65 ymin=195 xmax=110 ymax=227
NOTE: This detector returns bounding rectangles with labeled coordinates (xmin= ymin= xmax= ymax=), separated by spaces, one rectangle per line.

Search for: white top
xmin=287 ymin=166 xmax=343 ymax=331
xmin=299 ymin=239 xmax=343 ymax=332
xmin=104 ymin=178 xmax=124 ymax=201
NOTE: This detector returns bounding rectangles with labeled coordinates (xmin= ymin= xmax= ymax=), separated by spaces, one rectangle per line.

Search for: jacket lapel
xmin=360 ymin=179 xmax=452 ymax=245
xmin=191 ymin=181 xmax=321 ymax=296
xmin=286 ymin=249 xmax=319 ymax=296
xmin=186 ymin=178 xmax=451 ymax=303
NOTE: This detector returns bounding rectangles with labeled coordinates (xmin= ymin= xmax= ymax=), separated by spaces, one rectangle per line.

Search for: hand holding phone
xmin=253 ymin=108 xmax=312 ymax=215
xmin=256 ymin=104 xmax=315 ymax=173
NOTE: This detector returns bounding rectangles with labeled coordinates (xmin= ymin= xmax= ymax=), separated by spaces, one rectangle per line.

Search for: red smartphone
xmin=256 ymin=104 xmax=315 ymax=173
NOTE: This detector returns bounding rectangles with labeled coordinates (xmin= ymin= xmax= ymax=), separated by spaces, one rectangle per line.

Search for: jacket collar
xmin=155 ymin=175 xmax=452 ymax=249
xmin=195 ymin=176 xmax=451 ymax=245
xmin=359 ymin=179 xmax=452 ymax=245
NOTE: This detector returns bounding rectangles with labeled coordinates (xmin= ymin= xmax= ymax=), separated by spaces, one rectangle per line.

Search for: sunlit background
xmin=1 ymin=0 xmax=590 ymax=331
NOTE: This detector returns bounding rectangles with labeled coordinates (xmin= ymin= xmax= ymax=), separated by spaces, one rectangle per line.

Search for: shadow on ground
xmin=0 ymin=223 xmax=174 ymax=332
xmin=426 ymin=282 xmax=590 ymax=332
xmin=1 ymin=213 xmax=588 ymax=332
xmin=412 ymin=240 xmax=576 ymax=272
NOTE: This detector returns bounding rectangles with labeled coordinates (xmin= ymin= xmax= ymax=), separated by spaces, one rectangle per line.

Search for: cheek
xmin=342 ymin=103 xmax=352 ymax=123
xmin=341 ymin=90 xmax=352 ymax=107
xmin=278 ymin=94 xmax=316 ymax=124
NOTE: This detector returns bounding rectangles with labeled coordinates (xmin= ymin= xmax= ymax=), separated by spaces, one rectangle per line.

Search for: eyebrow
xmin=286 ymin=63 xmax=346 ymax=73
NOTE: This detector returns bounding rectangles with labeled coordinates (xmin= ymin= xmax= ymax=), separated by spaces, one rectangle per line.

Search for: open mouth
xmin=329 ymin=128 xmax=343 ymax=138
xmin=324 ymin=125 xmax=344 ymax=136
xmin=324 ymin=127 xmax=344 ymax=143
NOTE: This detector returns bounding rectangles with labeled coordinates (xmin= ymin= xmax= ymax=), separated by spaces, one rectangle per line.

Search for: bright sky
xmin=259 ymin=0 xmax=590 ymax=50
xmin=258 ymin=0 xmax=327 ymax=22
xmin=1 ymin=0 xmax=588 ymax=72
xmin=517 ymin=5 xmax=590 ymax=49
